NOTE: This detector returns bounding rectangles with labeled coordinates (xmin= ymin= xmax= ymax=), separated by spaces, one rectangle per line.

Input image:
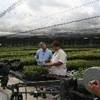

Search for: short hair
xmin=39 ymin=42 xmax=47 ymax=46
xmin=39 ymin=42 xmax=43 ymax=45
xmin=52 ymin=40 xmax=60 ymax=47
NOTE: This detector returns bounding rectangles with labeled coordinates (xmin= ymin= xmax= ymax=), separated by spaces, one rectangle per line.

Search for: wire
xmin=0 ymin=0 xmax=99 ymax=33
xmin=32 ymin=0 xmax=99 ymax=26
xmin=20 ymin=15 xmax=100 ymax=33
xmin=0 ymin=0 xmax=24 ymax=18
xmin=25 ymin=0 xmax=99 ymax=33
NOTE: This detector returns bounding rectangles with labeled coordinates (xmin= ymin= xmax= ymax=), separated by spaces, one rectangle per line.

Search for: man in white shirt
xmin=45 ymin=41 xmax=67 ymax=76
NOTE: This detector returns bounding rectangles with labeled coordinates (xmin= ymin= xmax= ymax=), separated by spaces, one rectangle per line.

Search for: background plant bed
xmin=23 ymin=66 xmax=50 ymax=81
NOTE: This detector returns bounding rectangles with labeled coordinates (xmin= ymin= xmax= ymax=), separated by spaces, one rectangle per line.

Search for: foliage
xmin=23 ymin=66 xmax=49 ymax=75
xmin=0 ymin=47 xmax=100 ymax=73
xmin=67 ymin=60 xmax=100 ymax=69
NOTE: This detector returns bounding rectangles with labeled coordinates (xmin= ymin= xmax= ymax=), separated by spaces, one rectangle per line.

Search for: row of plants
xmin=0 ymin=47 xmax=100 ymax=71
xmin=21 ymin=59 xmax=100 ymax=70
xmin=22 ymin=60 xmax=100 ymax=80
xmin=68 ymin=52 xmax=100 ymax=60
xmin=23 ymin=66 xmax=49 ymax=81
xmin=1 ymin=52 xmax=100 ymax=60
xmin=67 ymin=60 xmax=100 ymax=69
xmin=1 ymin=47 xmax=100 ymax=53
xmin=0 ymin=47 xmax=100 ymax=60
xmin=23 ymin=66 xmax=49 ymax=75
xmin=1 ymin=57 xmax=100 ymax=70
xmin=0 ymin=50 xmax=35 ymax=58
xmin=1 ymin=48 xmax=100 ymax=60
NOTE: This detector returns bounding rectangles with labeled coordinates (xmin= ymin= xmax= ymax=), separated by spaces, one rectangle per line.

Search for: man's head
xmin=39 ymin=42 xmax=47 ymax=50
xmin=52 ymin=40 xmax=61 ymax=51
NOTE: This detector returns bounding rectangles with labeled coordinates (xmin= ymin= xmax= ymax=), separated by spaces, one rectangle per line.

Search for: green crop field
xmin=0 ymin=47 xmax=100 ymax=74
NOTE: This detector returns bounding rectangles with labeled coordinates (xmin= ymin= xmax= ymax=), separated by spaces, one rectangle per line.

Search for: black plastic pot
xmin=24 ymin=72 xmax=43 ymax=81
xmin=23 ymin=72 xmax=53 ymax=81
xmin=10 ymin=59 xmax=24 ymax=71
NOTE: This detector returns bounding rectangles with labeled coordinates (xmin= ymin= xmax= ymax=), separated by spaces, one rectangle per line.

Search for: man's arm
xmin=45 ymin=61 xmax=63 ymax=67
xmin=45 ymin=51 xmax=66 ymax=67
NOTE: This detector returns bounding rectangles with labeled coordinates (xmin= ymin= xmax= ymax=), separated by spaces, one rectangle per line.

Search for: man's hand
xmin=88 ymin=80 xmax=100 ymax=97
xmin=44 ymin=61 xmax=63 ymax=67
xmin=44 ymin=62 xmax=54 ymax=66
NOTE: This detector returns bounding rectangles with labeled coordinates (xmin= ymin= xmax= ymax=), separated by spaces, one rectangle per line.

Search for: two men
xmin=35 ymin=41 xmax=67 ymax=76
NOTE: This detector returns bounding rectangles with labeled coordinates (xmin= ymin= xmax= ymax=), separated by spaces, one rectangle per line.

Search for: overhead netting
xmin=0 ymin=0 xmax=100 ymax=34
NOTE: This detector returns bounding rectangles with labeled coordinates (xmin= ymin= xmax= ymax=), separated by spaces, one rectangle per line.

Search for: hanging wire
xmin=0 ymin=0 xmax=99 ymax=33
xmin=20 ymin=15 xmax=100 ymax=33
xmin=31 ymin=0 xmax=99 ymax=28
xmin=0 ymin=0 xmax=24 ymax=18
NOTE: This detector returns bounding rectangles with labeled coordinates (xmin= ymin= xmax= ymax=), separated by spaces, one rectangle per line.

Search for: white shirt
xmin=49 ymin=49 xmax=67 ymax=76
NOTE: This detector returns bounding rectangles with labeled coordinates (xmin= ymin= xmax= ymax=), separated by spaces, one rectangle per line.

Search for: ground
xmin=0 ymin=76 xmax=57 ymax=100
